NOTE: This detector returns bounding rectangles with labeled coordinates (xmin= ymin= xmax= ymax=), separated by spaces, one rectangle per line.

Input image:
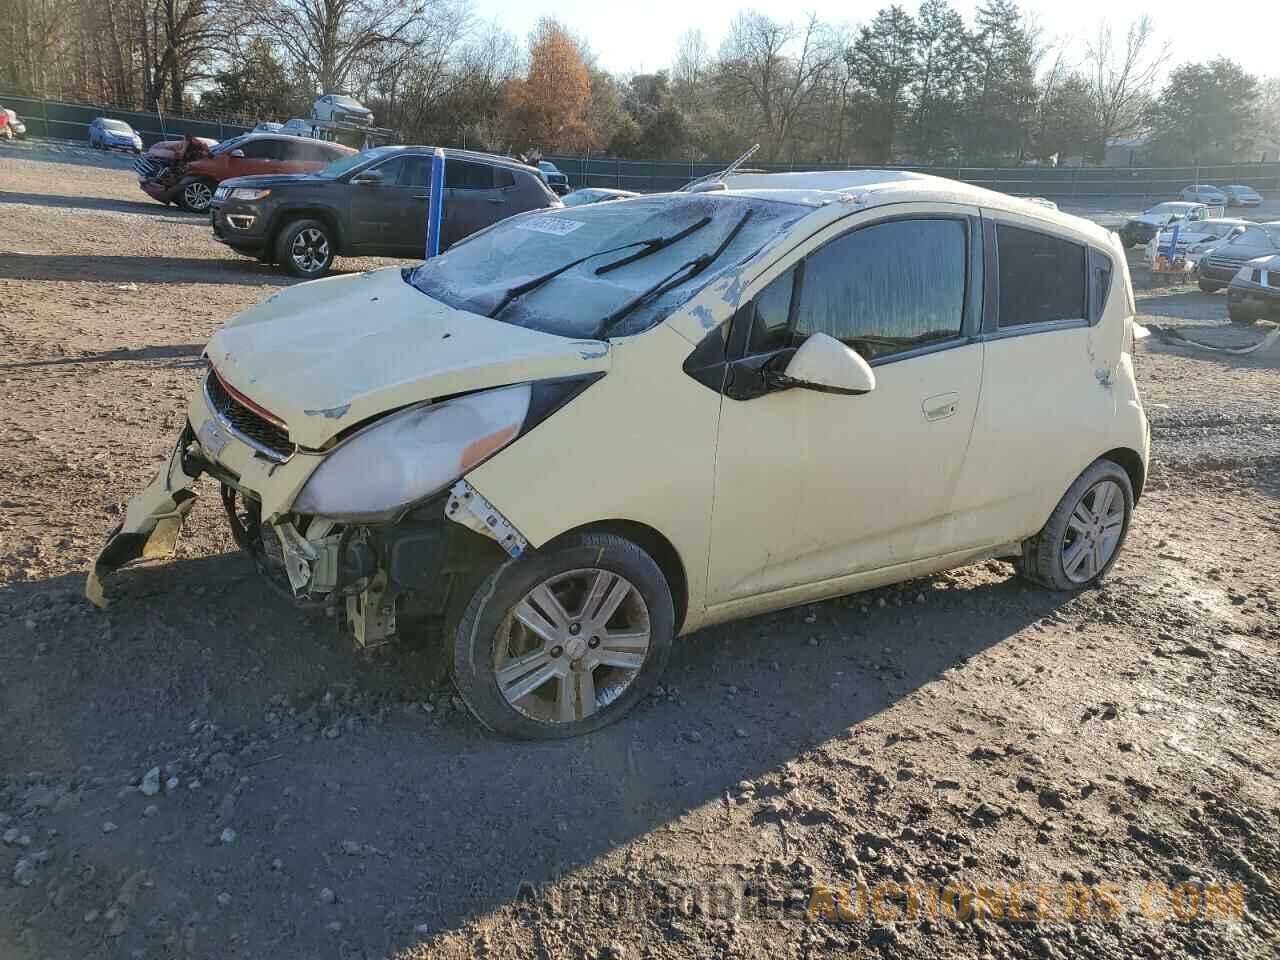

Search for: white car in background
xmin=91 ymin=170 xmax=1148 ymax=739
xmin=1144 ymin=218 xmax=1249 ymax=266
xmin=1180 ymin=184 xmax=1228 ymax=205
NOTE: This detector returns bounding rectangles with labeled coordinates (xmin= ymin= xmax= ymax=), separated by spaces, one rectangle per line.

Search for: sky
xmin=469 ymin=0 xmax=1276 ymax=81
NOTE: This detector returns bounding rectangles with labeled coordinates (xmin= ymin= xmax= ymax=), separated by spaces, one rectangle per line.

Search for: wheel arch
xmin=546 ymin=519 xmax=689 ymax=635
xmin=1100 ymin=446 xmax=1146 ymax=504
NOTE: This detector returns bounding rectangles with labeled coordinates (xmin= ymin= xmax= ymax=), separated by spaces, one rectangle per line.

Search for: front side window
xmin=791 ymin=218 xmax=967 ymax=360
xmin=238 ymin=139 xmax=283 ymax=160
xmin=996 ymin=224 xmax=1085 ymax=328
xmin=745 ymin=268 xmax=798 ymax=353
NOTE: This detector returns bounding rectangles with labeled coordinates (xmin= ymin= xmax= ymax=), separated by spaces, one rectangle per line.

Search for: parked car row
xmin=1180 ymin=183 xmax=1262 ymax=207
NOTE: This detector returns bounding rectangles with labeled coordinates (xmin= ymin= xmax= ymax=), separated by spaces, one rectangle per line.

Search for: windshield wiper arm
xmin=488 ymin=216 xmax=712 ymax=319
xmin=594 ymin=210 xmax=754 ymax=339
xmin=592 ymin=216 xmax=711 ymax=275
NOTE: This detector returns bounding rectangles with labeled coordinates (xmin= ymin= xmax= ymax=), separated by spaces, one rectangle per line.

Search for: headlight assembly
xmin=230 ymin=188 xmax=272 ymax=201
xmin=293 ymin=383 xmax=532 ymax=521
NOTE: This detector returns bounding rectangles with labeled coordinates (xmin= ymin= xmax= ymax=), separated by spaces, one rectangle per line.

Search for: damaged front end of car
xmin=134 ymin=136 xmax=215 ymax=203
xmin=89 ymin=359 xmax=603 ymax=649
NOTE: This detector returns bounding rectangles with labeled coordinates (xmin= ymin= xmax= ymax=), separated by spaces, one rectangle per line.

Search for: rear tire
xmin=1018 ymin=459 xmax=1134 ymax=591
xmin=1198 ymin=279 xmax=1222 ymax=293
xmin=275 ymin=219 xmax=335 ymax=279
xmin=451 ymin=532 xmax=675 ymax=740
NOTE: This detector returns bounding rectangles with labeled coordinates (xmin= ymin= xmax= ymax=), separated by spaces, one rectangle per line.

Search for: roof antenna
xmin=680 ymin=144 xmax=760 ymax=193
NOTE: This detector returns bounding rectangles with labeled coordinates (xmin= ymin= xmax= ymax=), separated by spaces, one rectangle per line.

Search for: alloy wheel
xmin=290 ymin=228 xmax=330 ymax=274
xmin=184 ymin=181 xmax=213 ymax=211
xmin=1060 ymin=479 xmax=1125 ymax=584
xmin=493 ymin=568 xmax=651 ymax=724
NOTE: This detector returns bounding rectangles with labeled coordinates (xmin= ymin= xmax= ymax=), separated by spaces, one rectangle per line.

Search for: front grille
xmin=134 ymin=155 xmax=165 ymax=181
xmin=205 ymin=372 xmax=293 ymax=460
xmin=1205 ymin=255 xmax=1247 ymax=272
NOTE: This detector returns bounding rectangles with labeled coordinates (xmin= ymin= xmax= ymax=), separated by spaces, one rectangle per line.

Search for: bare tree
xmin=1084 ymin=16 xmax=1168 ymax=160
xmin=717 ymin=12 xmax=841 ymax=161
xmin=239 ymin=0 xmax=429 ymax=94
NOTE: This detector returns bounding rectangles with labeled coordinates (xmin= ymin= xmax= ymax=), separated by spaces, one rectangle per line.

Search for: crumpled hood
xmin=204 ymin=267 xmax=611 ymax=448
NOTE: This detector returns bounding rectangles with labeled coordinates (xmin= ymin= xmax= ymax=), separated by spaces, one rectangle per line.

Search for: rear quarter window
xmin=996 ymin=224 xmax=1086 ymax=328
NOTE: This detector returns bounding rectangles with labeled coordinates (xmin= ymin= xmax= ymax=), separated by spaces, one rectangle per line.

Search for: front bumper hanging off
xmin=86 ymin=429 xmax=203 ymax=608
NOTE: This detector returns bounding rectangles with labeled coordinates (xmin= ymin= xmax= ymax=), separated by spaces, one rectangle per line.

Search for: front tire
xmin=1018 ymin=459 xmax=1133 ymax=591
xmin=1199 ymin=279 xmax=1223 ymax=293
xmin=1228 ymin=305 xmax=1254 ymax=325
xmin=452 ymin=532 xmax=675 ymax=740
xmin=275 ymin=219 xmax=335 ymax=278
xmin=178 ymin=177 xmax=215 ymax=213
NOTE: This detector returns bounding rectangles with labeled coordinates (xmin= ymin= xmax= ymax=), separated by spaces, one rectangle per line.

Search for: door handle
xmin=486 ymin=197 xmax=504 ymax=204
xmin=412 ymin=194 xmax=428 ymax=200
xmin=922 ymin=392 xmax=959 ymax=422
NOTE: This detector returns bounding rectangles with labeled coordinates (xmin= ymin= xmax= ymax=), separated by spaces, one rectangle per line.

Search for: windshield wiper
xmin=488 ymin=216 xmax=712 ymax=319
xmin=592 ymin=216 xmax=711 ymax=275
xmin=594 ymin=210 xmax=754 ymax=339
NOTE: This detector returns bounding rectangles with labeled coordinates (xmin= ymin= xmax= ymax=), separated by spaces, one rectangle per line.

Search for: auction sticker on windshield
xmin=518 ymin=216 xmax=586 ymax=237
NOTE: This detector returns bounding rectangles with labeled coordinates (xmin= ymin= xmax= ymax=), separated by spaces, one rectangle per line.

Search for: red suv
xmin=136 ymin=133 xmax=356 ymax=212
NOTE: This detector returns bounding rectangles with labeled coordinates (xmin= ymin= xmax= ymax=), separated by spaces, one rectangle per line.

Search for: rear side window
xmin=495 ymin=168 xmax=515 ymax=189
xmin=1089 ymin=248 xmax=1113 ymax=323
xmin=793 ymin=218 xmax=967 ymax=360
xmin=445 ymin=161 xmax=495 ymax=190
xmin=996 ymin=224 xmax=1086 ymax=328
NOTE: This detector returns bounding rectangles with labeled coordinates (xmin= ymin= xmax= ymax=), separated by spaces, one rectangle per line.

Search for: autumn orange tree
xmin=503 ymin=18 xmax=595 ymax=153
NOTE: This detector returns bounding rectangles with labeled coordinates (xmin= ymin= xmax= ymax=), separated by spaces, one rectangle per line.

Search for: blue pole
xmin=425 ymin=147 xmax=446 ymax=259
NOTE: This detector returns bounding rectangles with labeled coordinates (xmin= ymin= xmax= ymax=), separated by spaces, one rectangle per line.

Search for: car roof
xmin=384 ymin=145 xmax=538 ymax=173
xmin=717 ymin=170 xmax=1116 ymax=247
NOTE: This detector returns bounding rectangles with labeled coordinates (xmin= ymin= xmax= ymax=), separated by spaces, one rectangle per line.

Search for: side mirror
xmin=230 ymin=148 xmax=245 ymax=158
xmin=351 ymin=169 xmax=384 ymax=185
xmin=1231 ymin=225 xmax=1246 ymax=237
xmin=769 ymin=333 xmax=875 ymax=396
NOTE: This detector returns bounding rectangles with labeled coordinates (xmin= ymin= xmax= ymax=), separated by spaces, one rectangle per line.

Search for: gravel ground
xmin=1 ymin=144 xmax=1278 ymax=960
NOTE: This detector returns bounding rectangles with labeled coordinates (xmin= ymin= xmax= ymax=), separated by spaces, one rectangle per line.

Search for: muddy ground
xmin=1 ymin=142 xmax=1278 ymax=960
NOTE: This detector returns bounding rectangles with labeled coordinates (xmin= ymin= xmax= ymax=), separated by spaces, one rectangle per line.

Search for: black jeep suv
xmin=210 ymin=146 xmax=562 ymax=277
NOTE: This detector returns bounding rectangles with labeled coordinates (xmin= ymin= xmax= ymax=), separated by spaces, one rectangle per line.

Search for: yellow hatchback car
xmin=93 ymin=170 xmax=1149 ymax=739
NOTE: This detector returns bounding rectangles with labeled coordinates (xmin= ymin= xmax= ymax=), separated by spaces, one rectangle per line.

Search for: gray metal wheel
xmin=289 ymin=228 xmax=330 ymax=275
xmin=1060 ymin=479 xmax=1125 ymax=584
xmin=1019 ymin=458 xmax=1134 ymax=591
xmin=181 ymin=179 xmax=213 ymax=212
xmin=494 ymin=568 xmax=651 ymax=724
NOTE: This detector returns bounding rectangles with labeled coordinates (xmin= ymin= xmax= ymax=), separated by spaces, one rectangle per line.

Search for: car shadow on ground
xmin=0 ymin=190 xmax=204 ymax=218
xmin=0 ymin=252 xmax=293 ymax=286
xmin=0 ymin=551 xmax=1071 ymax=954
xmin=0 ymin=343 xmax=206 ymax=371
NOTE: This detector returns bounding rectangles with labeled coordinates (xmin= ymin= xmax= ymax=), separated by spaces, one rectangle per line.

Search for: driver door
xmin=704 ymin=206 xmax=985 ymax=615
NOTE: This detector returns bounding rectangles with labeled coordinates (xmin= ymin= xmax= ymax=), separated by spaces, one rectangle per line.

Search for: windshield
xmin=210 ymin=135 xmax=247 ymax=155
xmin=409 ymin=194 xmax=808 ymax=339
xmin=317 ymin=147 xmax=388 ymax=179
xmin=103 ymin=120 xmax=131 ymax=133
